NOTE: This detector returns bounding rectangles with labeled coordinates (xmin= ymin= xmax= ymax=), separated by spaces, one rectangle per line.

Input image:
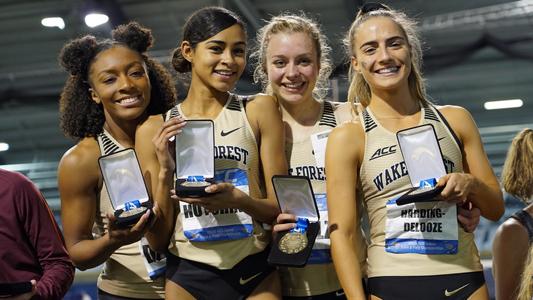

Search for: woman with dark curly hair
xmin=57 ymin=22 xmax=176 ymax=299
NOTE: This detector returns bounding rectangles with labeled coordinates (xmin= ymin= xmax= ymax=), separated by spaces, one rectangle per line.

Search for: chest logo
xmin=370 ymin=145 xmax=397 ymax=161
xmin=221 ymin=126 xmax=242 ymax=137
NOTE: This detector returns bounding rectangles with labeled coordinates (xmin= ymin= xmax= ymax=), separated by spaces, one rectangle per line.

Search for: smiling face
xmin=184 ymin=24 xmax=246 ymax=94
xmin=265 ymin=32 xmax=319 ymax=105
xmin=352 ymin=16 xmax=411 ymax=94
xmin=88 ymin=46 xmax=151 ymax=123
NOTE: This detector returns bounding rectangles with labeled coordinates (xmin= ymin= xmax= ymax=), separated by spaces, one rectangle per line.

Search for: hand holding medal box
xmin=395 ymin=124 xmax=447 ymax=206
xmin=174 ymin=120 xmax=216 ymax=197
xmin=98 ymin=148 xmax=153 ymax=227
xmin=268 ymin=175 xmax=320 ymax=267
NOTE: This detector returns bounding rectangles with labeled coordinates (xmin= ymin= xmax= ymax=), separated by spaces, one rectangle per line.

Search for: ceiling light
xmin=0 ymin=143 xmax=9 ymax=152
xmin=41 ymin=17 xmax=65 ymax=30
xmin=84 ymin=13 xmax=109 ymax=28
xmin=484 ymin=99 xmax=523 ymax=110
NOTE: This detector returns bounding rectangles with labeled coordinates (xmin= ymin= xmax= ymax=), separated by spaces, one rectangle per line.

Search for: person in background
xmin=0 ymin=168 xmax=74 ymax=299
xmin=326 ymin=3 xmax=503 ymax=299
xmin=493 ymin=128 xmax=533 ymax=300
xmin=57 ymin=22 xmax=176 ymax=299
xmin=136 ymin=6 xmax=287 ymax=300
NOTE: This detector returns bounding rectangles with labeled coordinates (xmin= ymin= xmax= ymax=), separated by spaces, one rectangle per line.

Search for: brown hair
xmin=501 ymin=128 xmax=533 ymax=202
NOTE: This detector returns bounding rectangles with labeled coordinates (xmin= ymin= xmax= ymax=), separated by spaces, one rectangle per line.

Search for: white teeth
xmin=376 ymin=67 xmax=399 ymax=74
xmin=118 ymin=97 xmax=138 ymax=104
xmin=283 ymin=82 xmax=304 ymax=89
xmin=215 ymin=70 xmax=233 ymax=76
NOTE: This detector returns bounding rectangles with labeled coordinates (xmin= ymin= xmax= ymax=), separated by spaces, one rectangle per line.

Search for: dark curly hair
xmin=58 ymin=22 xmax=176 ymax=139
xmin=171 ymin=6 xmax=246 ymax=73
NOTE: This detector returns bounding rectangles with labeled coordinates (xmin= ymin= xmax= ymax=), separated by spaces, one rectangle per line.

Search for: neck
xmin=279 ymin=97 xmax=321 ymax=126
xmin=181 ymin=82 xmax=229 ymax=118
xmin=103 ymin=112 xmax=144 ymax=148
xmin=368 ymin=85 xmax=420 ymax=118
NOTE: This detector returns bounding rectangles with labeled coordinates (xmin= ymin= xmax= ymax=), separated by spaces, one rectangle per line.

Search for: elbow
xmin=72 ymin=259 xmax=92 ymax=271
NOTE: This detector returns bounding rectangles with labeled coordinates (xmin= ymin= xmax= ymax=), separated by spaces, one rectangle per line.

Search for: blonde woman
xmin=493 ymin=128 xmax=533 ymax=300
xmin=326 ymin=3 xmax=503 ymax=299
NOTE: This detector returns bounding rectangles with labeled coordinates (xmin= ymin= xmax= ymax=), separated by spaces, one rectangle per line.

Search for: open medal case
xmin=395 ymin=124 xmax=447 ymax=206
xmin=268 ymin=175 xmax=320 ymax=267
xmin=98 ymin=148 xmax=152 ymax=227
xmin=175 ymin=119 xmax=216 ymax=198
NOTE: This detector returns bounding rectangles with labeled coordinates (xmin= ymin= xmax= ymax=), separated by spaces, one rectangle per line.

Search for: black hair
xmin=58 ymin=22 xmax=176 ymax=139
xmin=171 ymin=6 xmax=246 ymax=73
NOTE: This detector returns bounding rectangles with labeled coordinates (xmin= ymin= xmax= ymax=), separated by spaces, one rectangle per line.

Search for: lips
xmin=214 ymin=70 xmax=237 ymax=79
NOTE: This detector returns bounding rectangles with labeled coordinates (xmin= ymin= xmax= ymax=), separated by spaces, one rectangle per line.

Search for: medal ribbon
xmin=187 ymin=175 xmax=205 ymax=182
xmin=291 ymin=217 xmax=309 ymax=234
xmin=419 ymin=178 xmax=437 ymax=188
xmin=124 ymin=199 xmax=141 ymax=211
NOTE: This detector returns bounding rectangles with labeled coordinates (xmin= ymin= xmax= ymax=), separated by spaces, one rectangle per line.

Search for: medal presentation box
xmin=268 ymin=175 xmax=320 ymax=267
xmin=395 ymin=124 xmax=447 ymax=206
xmin=98 ymin=148 xmax=153 ymax=228
xmin=175 ymin=119 xmax=216 ymax=198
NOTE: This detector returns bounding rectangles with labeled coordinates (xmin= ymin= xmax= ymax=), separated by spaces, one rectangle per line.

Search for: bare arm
xmin=136 ymin=115 xmax=185 ymax=251
xmin=492 ymin=218 xmax=530 ymax=300
xmin=59 ymin=141 xmax=149 ymax=270
xmin=326 ymin=122 xmax=365 ymax=299
xmin=438 ymin=106 xmax=504 ymax=221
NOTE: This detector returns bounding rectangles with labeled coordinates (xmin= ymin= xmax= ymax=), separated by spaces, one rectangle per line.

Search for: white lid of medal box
xmin=396 ymin=124 xmax=447 ymax=187
xmin=272 ymin=176 xmax=319 ymax=222
xmin=98 ymin=148 xmax=150 ymax=210
xmin=175 ymin=119 xmax=215 ymax=179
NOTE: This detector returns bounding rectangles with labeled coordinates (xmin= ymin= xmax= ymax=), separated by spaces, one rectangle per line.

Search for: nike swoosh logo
xmin=445 ymin=283 xmax=469 ymax=297
xmin=239 ymin=272 xmax=262 ymax=285
xmin=221 ymin=126 xmax=242 ymax=137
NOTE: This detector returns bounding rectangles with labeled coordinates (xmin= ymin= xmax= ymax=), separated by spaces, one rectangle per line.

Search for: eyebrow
xmin=206 ymin=40 xmax=246 ymax=46
xmin=359 ymin=36 xmax=405 ymax=49
xmin=95 ymin=61 xmax=144 ymax=76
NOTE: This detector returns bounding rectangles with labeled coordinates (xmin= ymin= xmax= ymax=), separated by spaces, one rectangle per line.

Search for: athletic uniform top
xmin=359 ymin=104 xmax=483 ymax=277
xmin=510 ymin=210 xmax=533 ymax=243
xmin=281 ymin=101 xmax=367 ymax=297
xmin=167 ymin=94 xmax=269 ymax=269
xmin=94 ymin=130 xmax=165 ymax=299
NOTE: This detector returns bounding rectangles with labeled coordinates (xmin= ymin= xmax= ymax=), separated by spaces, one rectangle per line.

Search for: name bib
xmin=180 ymin=168 xmax=253 ymax=242
xmin=385 ymin=198 xmax=458 ymax=254
xmin=139 ymin=237 xmax=166 ymax=279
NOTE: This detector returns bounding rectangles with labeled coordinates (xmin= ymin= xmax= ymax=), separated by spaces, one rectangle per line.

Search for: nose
xmin=118 ymin=74 xmax=135 ymax=92
xmin=286 ymin=62 xmax=299 ymax=79
xmin=377 ymin=47 xmax=392 ymax=63
xmin=221 ymin=49 xmax=235 ymax=66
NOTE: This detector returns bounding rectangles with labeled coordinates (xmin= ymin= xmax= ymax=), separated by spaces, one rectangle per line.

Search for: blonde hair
xmin=251 ymin=13 xmax=332 ymax=100
xmin=517 ymin=245 xmax=533 ymax=300
xmin=501 ymin=128 xmax=533 ymax=202
xmin=343 ymin=4 xmax=428 ymax=107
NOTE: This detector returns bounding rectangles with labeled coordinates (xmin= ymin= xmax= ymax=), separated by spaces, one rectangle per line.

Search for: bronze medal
xmin=278 ymin=231 xmax=308 ymax=254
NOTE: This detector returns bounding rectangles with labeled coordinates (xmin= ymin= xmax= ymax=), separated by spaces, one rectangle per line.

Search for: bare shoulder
xmin=245 ymin=93 xmax=278 ymax=112
xmin=435 ymin=104 xmax=478 ymax=140
xmin=329 ymin=120 xmax=364 ymax=153
xmin=494 ymin=217 xmax=529 ymax=244
xmin=58 ymin=138 xmax=101 ymax=187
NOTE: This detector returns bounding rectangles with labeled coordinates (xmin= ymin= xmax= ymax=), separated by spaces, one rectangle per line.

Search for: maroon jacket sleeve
xmin=17 ymin=177 xmax=75 ymax=299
